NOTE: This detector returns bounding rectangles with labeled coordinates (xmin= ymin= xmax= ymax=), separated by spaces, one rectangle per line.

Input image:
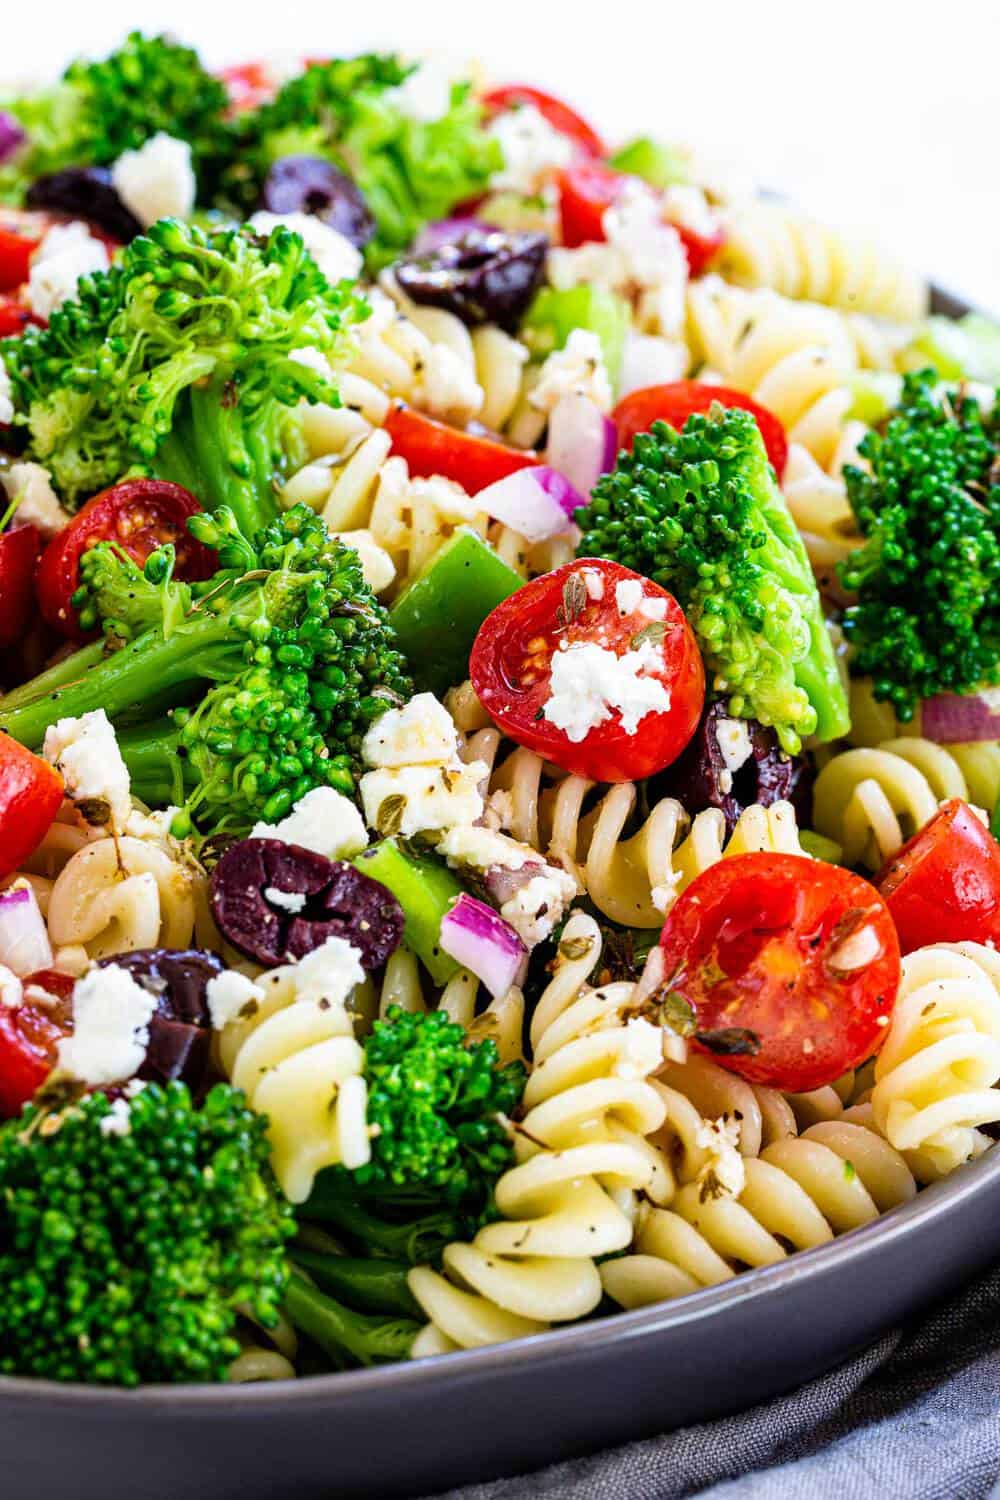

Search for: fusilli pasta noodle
xmin=44 ymin=835 xmax=197 ymax=961
xmin=354 ymin=946 xmax=525 ymax=1067
xmin=871 ymin=944 xmax=1000 ymax=1182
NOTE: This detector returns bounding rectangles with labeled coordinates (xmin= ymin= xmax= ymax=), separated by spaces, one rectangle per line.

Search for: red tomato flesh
xmin=483 ymin=85 xmax=605 ymax=159
xmin=470 ymin=557 xmax=704 ymax=782
xmin=659 ymin=852 xmax=900 ymax=1092
xmin=35 ymin=478 xmax=217 ymax=637
xmin=0 ymin=294 xmax=40 ymax=338
xmin=0 ymin=737 xmax=64 ymax=881
xmin=878 ymin=799 xmax=1000 ymax=954
xmin=674 ymin=221 xmax=726 ymax=278
xmin=0 ymin=214 xmax=47 ymax=292
xmin=0 ymin=973 xmax=73 ymax=1119
xmin=0 ymin=525 xmax=40 ymax=649
xmin=385 ymin=404 xmax=540 ymax=491
xmin=556 ymin=160 xmax=624 ymax=248
xmin=613 ymin=381 xmax=789 ymax=477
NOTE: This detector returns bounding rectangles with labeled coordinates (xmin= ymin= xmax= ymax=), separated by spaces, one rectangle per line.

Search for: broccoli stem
xmin=290 ymin=1250 xmax=422 ymax=1319
xmin=150 ymin=384 xmax=284 ymax=537
xmin=0 ymin=638 xmax=108 ymax=713
xmin=303 ymin=1176 xmax=463 ymax=1264
xmin=283 ymin=1271 xmax=421 ymax=1369
xmin=114 ymin=718 xmax=188 ymax=806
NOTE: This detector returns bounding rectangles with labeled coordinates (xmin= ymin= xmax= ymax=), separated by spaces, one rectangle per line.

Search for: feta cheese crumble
xmin=487 ymin=103 xmax=575 ymax=194
xmin=694 ymin=1115 xmax=746 ymax=1201
xmin=249 ymin=210 xmax=363 ymax=284
xmin=362 ymin=693 xmax=460 ymax=768
xmin=58 ymin=964 xmax=158 ymax=1086
xmin=252 ymin=785 xmax=368 ymax=861
xmin=615 ymin=1017 xmax=664 ymax=1080
xmin=413 ymin=343 xmax=484 ymax=425
xmin=43 ymin=708 xmax=132 ymax=828
xmin=28 ymin=221 xmax=109 ymax=321
xmin=292 ymin=936 xmax=365 ymax=1010
xmin=542 ymin=640 xmax=671 ymax=742
xmin=111 ymin=132 xmax=196 ymax=228
xmin=265 ymin=886 xmax=307 ymax=914
xmin=206 ymin=969 xmax=266 ymax=1031
xmin=500 ymin=870 xmax=576 ymax=949
xmin=0 ymin=966 xmax=23 ymax=1008
xmin=615 ymin=578 xmax=644 ymax=616
xmin=715 ymin=716 xmax=754 ymax=799
xmin=99 ymin=1097 xmax=133 ymax=1138
xmin=0 ymin=461 xmax=70 ymax=537
xmin=530 ymin=329 xmax=612 ymax=414
xmin=0 ymin=361 xmax=12 ymax=426
xmin=360 ymin=762 xmax=486 ymax=839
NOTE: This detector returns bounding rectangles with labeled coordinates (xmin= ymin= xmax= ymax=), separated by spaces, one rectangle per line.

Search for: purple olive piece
xmin=97 ymin=947 xmax=223 ymax=1092
xmin=394 ymin=229 xmax=549 ymax=333
xmin=210 ymin=838 xmax=405 ymax=969
xmin=658 ymin=700 xmax=813 ymax=836
xmin=258 ymin=156 xmax=375 ymax=250
xmin=26 ymin=167 xmax=143 ymax=243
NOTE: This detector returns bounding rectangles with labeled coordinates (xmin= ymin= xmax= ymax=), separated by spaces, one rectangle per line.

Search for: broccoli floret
xmin=0 ymin=32 xmax=230 ymax=203
xmin=0 ymin=1082 xmax=294 ymax=1385
xmin=0 ymin=505 xmax=411 ymax=834
xmin=218 ymin=55 xmax=502 ymax=268
xmin=1 ymin=217 xmax=364 ymax=533
xmin=837 ymin=370 xmax=1000 ymax=719
xmin=582 ymin=405 xmax=850 ymax=754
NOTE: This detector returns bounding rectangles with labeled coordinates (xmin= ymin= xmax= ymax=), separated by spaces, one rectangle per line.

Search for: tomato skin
xmin=556 ymin=161 xmax=624 ymax=248
xmin=0 ymin=975 xmax=73 ymax=1119
xmin=0 ymin=737 xmax=64 ymax=882
xmin=470 ymin=557 xmax=704 ymax=782
xmin=35 ymin=478 xmax=217 ymax=637
xmin=483 ymin=86 xmax=605 ymax=159
xmin=613 ymin=381 xmax=789 ymax=477
xmin=658 ymin=852 xmax=900 ymax=1092
xmin=385 ymin=404 xmax=540 ymax=491
xmin=0 ymin=293 xmax=39 ymax=338
xmin=0 ymin=525 xmax=40 ymax=649
xmin=878 ymin=799 xmax=1000 ymax=954
xmin=674 ymin=222 xmax=726 ymax=278
xmin=217 ymin=60 xmax=277 ymax=114
xmin=0 ymin=225 xmax=41 ymax=293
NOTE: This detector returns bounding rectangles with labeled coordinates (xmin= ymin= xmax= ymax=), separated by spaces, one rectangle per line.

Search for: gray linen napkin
xmin=426 ymin=1264 xmax=1000 ymax=1500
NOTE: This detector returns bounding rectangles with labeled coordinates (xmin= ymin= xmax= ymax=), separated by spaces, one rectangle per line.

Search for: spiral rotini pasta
xmin=713 ymin=201 xmax=928 ymax=324
xmin=871 ymin=944 xmax=1000 ymax=1182
xmin=812 ymin=738 xmax=985 ymax=870
xmin=407 ymin=911 xmax=671 ymax=1351
xmin=216 ymin=956 xmax=370 ymax=1205
xmin=467 ymin=726 xmax=809 ymax=925
xmin=44 ymin=835 xmax=197 ymax=962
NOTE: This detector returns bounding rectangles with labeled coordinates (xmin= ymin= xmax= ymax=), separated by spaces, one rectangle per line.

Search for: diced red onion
xmin=618 ymin=332 xmax=689 ymax=398
xmin=475 ymin=464 xmax=583 ymax=542
xmin=439 ymin=893 xmax=527 ymax=997
xmin=0 ymin=112 xmax=25 ymax=165
xmin=546 ymin=393 xmax=618 ymax=503
xmin=0 ymin=881 xmax=52 ymax=977
xmin=413 ymin=217 xmax=495 ymax=254
xmin=921 ymin=693 xmax=1000 ymax=743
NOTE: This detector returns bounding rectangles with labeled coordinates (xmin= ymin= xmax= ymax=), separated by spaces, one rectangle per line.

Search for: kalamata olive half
xmin=258 ymin=156 xmax=375 ymax=250
xmin=657 ymin=700 xmax=813 ymax=835
xmin=210 ymin=838 xmax=404 ymax=969
xmin=394 ymin=229 xmax=549 ymax=333
xmin=26 ymin=167 xmax=142 ymax=243
xmin=97 ymin=947 xmax=223 ymax=1092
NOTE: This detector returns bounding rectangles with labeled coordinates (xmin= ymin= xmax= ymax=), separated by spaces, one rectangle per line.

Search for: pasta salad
xmin=0 ymin=33 xmax=997 ymax=1387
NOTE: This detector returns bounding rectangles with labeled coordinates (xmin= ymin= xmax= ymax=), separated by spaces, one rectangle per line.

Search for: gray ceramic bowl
xmin=2 ymin=283 xmax=993 ymax=1500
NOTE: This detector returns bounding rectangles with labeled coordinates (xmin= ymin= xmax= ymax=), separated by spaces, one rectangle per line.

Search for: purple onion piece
xmin=0 ymin=112 xmax=26 ymax=165
xmin=920 ymin=692 xmax=1000 ymax=744
xmin=546 ymin=393 xmax=618 ymax=505
xmin=395 ymin=229 xmax=548 ymax=333
xmin=97 ymin=948 xmax=223 ymax=1092
xmin=210 ymin=838 xmax=404 ymax=969
xmin=656 ymin=700 xmax=813 ymax=836
xmin=0 ymin=882 xmax=52 ymax=976
xmin=475 ymin=464 xmax=582 ymax=540
xmin=439 ymin=893 xmax=527 ymax=997
xmin=258 ymin=156 xmax=375 ymax=249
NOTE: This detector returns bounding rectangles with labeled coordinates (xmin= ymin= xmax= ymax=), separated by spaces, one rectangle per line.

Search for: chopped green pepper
xmin=609 ymin=136 xmax=689 ymax=191
xmin=355 ymin=837 xmax=462 ymax=985
xmin=522 ymin=285 xmax=630 ymax=388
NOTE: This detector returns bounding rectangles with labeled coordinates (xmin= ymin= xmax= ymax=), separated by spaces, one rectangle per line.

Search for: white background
xmin=5 ymin=0 xmax=998 ymax=312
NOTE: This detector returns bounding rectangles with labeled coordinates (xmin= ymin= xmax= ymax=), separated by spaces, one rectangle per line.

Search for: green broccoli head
xmin=1 ymin=217 xmax=366 ymax=534
xmin=220 ymin=55 xmax=502 ymax=267
xmin=0 ymin=32 xmax=230 ymax=202
xmin=582 ymin=405 xmax=850 ymax=753
xmin=0 ymin=1082 xmax=295 ymax=1385
xmin=838 ymin=370 xmax=1000 ymax=719
xmin=352 ymin=1006 xmax=526 ymax=1211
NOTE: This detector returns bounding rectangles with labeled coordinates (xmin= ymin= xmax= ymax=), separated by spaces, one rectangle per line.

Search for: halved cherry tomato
xmin=0 ymin=224 xmax=41 ymax=293
xmin=482 ymin=85 xmax=606 ymax=159
xmin=878 ymin=799 xmax=1000 ymax=954
xmin=385 ymin=405 xmax=541 ymax=492
xmin=0 ymin=972 xmax=73 ymax=1118
xmin=659 ymin=852 xmax=900 ymax=1092
xmin=613 ymin=381 xmax=789 ymax=476
xmin=0 ymin=293 xmax=39 ymax=338
xmin=217 ymin=60 xmax=277 ymax=114
xmin=0 ymin=525 xmax=40 ymax=649
xmin=0 ymin=736 xmax=64 ymax=881
xmin=673 ymin=221 xmax=726 ymax=278
xmin=470 ymin=557 xmax=704 ymax=782
xmin=556 ymin=160 xmax=624 ymax=248
xmin=35 ymin=478 xmax=217 ymax=637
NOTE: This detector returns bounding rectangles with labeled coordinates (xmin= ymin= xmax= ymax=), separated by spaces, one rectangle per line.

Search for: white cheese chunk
xmin=414 ymin=342 xmax=484 ymax=424
xmin=614 ymin=578 xmax=643 ymax=616
xmin=99 ymin=1098 xmax=133 ymax=1138
xmin=28 ymin=221 xmax=109 ymax=320
xmin=499 ymin=869 xmax=576 ymax=948
xmin=362 ymin=693 xmax=460 ymax=769
xmin=252 ymin=785 xmax=368 ymax=862
xmin=0 ymin=966 xmax=23 ymax=1008
xmin=265 ymin=885 xmax=307 ymax=914
xmin=615 ymin=1017 xmax=665 ymax=1081
xmin=58 ymin=964 xmax=158 ymax=1086
xmin=292 ymin=936 xmax=365 ymax=1010
xmin=250 ymin=210 xmax=363 ymax=285
xmin=206 ymin=969 xmax=266 ymax=1031
xmin=111 ymin=132 xmax=196 ymax=228
xmin=488 ymin=103 xmax=575 ymax=194
xmin=359 ymin=761 xmax=486 ymax=839
xmin=715 ymin=717 xmax=754 ymax=777
xmin=43 ymin=708 xmax=132 ymax=828
xmin=530 ymin=329 xmax=612 ymax=415
xmin=437 ymin=825 xmax=535 ymax=873
xmin=694 ymin=1115 xmax=746 ymax=1200
xmin=0 ymin=361 xmax=12 ymax=425
xmin=542 ymin=640 xmax=671 ymax=742
xmin=0 ymin=461 xmax=70 ymax=537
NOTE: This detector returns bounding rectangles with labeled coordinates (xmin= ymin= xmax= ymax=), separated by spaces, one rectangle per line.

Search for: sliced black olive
xmin=209 ymin=838 xmax=404 ymax=969
xmin=657 ymin=700 xmax=813 ymax=835
xmin=258 ymin=156 xmax=375 ymax=250
xmin=394 ymin=229 xmax=549 ymax=332
xmin=26 ymin=167 xmax=143 ymax=243
xmin=97 ymin=947 xmax=222 ymax=1091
